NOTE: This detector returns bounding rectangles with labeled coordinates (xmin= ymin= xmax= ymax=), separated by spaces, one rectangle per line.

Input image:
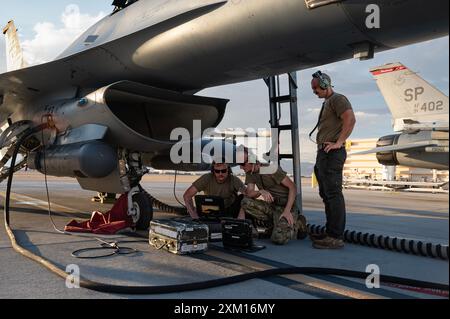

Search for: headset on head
xmin=312 ymin=71 xmax=331 ymax=90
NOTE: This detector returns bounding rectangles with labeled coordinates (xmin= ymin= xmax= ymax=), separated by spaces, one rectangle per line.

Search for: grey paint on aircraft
xmin=1 ymin=0 xmax=448 ymax=192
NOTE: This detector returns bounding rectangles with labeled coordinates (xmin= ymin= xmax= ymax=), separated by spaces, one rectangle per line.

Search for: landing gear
xmin=126 ymin=185 xmax=153 ymax=230
xmin=119 ymin=150 xmax=154 ymax=230
xmin=131 ymin=191 xmax=154 ymax=230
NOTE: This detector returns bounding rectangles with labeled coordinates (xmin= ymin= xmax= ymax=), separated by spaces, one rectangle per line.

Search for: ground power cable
xmin=3 ymin=125 xmax=449 ymax=296
xmin=36 ymin=119 xmax=147 ymax=258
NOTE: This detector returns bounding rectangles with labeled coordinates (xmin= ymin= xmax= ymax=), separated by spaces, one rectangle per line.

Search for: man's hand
xmin=259 ymin=190 xmax=274 ymax=203
xmin=323 ymin=141 xmax=343 ymax=153
xmin=280 ymin=211 xmax=294 ymax=226
xmin=239 ymin=185 xmax=248 ymax=196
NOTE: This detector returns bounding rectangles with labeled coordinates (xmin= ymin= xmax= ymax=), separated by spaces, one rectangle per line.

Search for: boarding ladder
xmin=264 ymin=73 xmax=303 ymax=215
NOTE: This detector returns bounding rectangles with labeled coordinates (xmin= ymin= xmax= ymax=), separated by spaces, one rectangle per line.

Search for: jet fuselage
xmin=56 ymin=0 xmax=450 ymax=92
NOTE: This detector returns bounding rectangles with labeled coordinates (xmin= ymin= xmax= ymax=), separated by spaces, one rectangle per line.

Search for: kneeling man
xmin=238 ymin=153 xmax=303 ymax=245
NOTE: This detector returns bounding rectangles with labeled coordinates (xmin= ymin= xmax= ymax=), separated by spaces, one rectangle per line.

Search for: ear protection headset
xmin=312 ymin=71 xmax=331 ymax=90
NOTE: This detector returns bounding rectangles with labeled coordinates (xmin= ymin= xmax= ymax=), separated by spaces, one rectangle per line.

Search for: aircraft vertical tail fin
xmin=370 ymin=63 xmax=449 ymax=130
xmin=2 ymin=20 xmax=28 ymax=72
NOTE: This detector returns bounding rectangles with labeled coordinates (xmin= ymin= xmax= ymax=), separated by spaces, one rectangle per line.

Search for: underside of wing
xmin=350 ymin=141 xmax=435 ymax=156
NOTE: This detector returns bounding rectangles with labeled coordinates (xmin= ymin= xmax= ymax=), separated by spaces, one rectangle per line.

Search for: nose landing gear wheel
xmin=132 ymin=192 xmax=153 ymax=230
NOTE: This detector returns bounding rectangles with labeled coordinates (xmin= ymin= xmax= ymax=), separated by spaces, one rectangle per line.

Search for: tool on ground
xmin=149 ymin=219 xmax=209 ymax=255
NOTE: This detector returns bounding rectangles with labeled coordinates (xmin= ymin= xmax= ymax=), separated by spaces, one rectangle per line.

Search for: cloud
xmin=21 ymin=4 xmax=106 ymax=65
xmin=354 ymin=111 xmax=381 ymax=119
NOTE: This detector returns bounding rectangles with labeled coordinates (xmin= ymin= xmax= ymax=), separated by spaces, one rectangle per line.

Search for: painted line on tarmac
xmin=1 ymin=192 xmax=83 ymax=214
xmin=211 ymin=246 xmax=421 ymax=299
xmin=206 ymin=248 xmax=383 ymax=299
xmin=197 ymin=251 xmax=330 ymax=299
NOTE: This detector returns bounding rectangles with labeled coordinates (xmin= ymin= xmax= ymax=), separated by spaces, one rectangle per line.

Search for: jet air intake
xmin=50 ymin=81 xmax=228 ymax=153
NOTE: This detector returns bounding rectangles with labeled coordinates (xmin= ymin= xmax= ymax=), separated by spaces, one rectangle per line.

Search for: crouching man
xmin=238 ymin=152 xmax=306 ymax=245
xmin=183 ymin=162 xmax=245 ymax=220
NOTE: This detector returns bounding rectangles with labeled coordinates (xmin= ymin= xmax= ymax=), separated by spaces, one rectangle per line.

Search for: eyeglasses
xmin=214 ymin=169 xmax=228 ymax=174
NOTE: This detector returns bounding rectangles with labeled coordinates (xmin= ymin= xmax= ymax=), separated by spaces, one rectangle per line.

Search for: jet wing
xmin=0 ymin=0 xmax=229 ymax=105
xmin=350 ymin=141 xmax=435 ymax=155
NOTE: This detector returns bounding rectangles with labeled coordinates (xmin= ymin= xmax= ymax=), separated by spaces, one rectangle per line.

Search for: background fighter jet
xmin=0 ymin=0 xmax=448 ymax=228
xmin=351 ymin=62 xmax=449 ymax=170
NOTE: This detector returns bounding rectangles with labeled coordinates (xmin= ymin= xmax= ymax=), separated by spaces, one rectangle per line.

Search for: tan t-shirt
xmin=316 ymin=92 xmax=353 ymax=145
xmin=245 ymin=167 xmax=289 ymax=203
xmin=192 ymin=173 xmax=244 ymax=208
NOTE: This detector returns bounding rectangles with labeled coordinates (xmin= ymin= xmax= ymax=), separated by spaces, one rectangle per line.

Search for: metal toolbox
xmin=221 ymin=218 xmax=254 ymax=249
xmin=149 ymin=219 xmax=209 ymax=255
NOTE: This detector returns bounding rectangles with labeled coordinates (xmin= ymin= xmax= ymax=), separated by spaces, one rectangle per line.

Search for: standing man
xmin=310 ymin=71 xmax=356 ymax=249
xmin=183 ymin=162 xmax=244 ymax=220
xmin=237 ymin=150 xmax=307 ymax=245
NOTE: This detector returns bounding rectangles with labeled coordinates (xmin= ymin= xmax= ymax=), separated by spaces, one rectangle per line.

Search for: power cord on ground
xmin=71 ymin=240 xmax=147 ymax=259
xmin=38 ymin=118 xmax=146 ymax=258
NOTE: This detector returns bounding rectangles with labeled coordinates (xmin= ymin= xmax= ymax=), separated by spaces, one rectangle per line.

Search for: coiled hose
xmin=146 ymin=192 xmax=187 ymax=215
xmin=308 ymin=224 xmax=449 ymax=261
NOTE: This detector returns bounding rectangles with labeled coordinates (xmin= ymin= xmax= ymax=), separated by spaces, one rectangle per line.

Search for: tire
xmin=132 ymin=192 xmax=153 ymax=230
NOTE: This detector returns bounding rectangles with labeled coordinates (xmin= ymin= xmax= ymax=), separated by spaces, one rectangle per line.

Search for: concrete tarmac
xmin=0 ymin=172 xmax=448 ymax=299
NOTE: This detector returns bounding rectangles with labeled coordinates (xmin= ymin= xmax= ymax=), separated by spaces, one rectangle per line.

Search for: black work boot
xmin=312 ymin=236 xmax=345 ymax=249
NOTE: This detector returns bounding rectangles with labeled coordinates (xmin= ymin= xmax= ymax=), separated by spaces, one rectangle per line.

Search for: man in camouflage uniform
xmin=237 ymin=151 xmax=307 ymax=245
xmin=183 ymin=162 xmax=245 ymax=220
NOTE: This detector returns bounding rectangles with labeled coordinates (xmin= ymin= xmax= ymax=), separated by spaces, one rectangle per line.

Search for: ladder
xmin=264 ymin=72 xmax=303 ymax=215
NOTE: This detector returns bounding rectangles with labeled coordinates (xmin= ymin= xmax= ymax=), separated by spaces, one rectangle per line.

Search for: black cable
xmin=4 ymin=125 xmax=449 ymax=296
xmin=71 ymin=241 xmax=144 ymax=259
xmin=0 ymin=120 xmax=32 ymax=149
xmin=40 ymin=120 xmax=65 ymax=235
xmin=173 ymin=170 xmax=186 ymax=208
xmin=72 ymin=246 xmax=121 ymax=259
xmin=37 ymin=119 xmax=140 ymax=258
xmin=308 ymin=103 xmax=325 ymax=145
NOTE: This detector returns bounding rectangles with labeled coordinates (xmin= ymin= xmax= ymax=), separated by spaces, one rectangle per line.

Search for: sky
xmin=0 ymin=1 xmax=448 ymax=163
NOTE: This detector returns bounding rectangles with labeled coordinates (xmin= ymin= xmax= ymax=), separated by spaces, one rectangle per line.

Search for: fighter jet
xmin=0 ymin=0 xmax=448 ymax=228
xmin=350 ymin=62 xmax=449 ymax=170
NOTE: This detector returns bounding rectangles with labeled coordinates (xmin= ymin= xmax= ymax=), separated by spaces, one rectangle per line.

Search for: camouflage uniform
xmin=241 ymin=197 xmax=298 ymax=245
